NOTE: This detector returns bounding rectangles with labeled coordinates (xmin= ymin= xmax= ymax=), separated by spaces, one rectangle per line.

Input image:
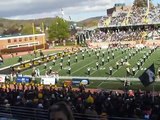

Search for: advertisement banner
xmin=64 ymin=80 xmax=72 ymax=87
xmin=16 ymin=77 xmax=31 ymax=83
xmin=41 ymin=77 xmax=56 ymax=85
xmin=0 ymin=76 xmax=5 ymax=83
xmin=72 ymin=78 xmax=89 ymax=86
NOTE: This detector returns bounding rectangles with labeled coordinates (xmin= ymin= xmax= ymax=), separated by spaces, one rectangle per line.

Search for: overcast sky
xmin=0 ymin=0 xmax=159 ymax=21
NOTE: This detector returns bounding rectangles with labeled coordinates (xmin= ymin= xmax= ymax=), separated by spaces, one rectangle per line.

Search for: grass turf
xmin=2 ymin=47 xmax=160 ymax=91
xmin=0 ymin=50 xmax=62 ymax=68
xmin=20 ymin=47 xmax=160 ymax=78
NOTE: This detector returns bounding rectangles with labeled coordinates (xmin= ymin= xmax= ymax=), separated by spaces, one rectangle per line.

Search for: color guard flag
xmin=61 ymin=8 xmax=64 ymax=16
xmin=139 ymin=64 xmax=155 ymax=87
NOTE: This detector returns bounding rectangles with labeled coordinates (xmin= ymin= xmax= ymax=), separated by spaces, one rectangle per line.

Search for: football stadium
xmin=0 ymin=0 xmax=160 ymax=120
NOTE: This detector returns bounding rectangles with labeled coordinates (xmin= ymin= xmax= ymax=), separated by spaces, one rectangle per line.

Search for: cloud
xmin=0 ymin=0 xmax=133 ymax=20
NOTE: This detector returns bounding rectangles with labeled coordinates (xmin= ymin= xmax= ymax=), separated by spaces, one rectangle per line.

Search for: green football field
xmin=0 ymin=50 xmax=61 ymax=68
xmin=1 ymin=47 xmax=160 ymax=91
xmin=21 ymin=47 xmax=160 ymax=78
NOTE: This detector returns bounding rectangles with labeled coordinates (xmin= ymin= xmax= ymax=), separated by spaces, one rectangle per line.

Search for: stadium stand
xmin=98 ymin=5 xmax=160 ymax=27
xmin=0 ymin=85 xmax=160 ymax=120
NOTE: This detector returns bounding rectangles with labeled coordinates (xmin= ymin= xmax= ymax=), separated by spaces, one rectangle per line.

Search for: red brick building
xmin=0 ymin=34 xmax=46 ymax=49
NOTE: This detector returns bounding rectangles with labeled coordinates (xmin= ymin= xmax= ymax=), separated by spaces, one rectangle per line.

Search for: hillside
xmin=78 ymin=16 xmax=101 ymax=27
xmin=0 ymin=16 xmax=100 ymax=34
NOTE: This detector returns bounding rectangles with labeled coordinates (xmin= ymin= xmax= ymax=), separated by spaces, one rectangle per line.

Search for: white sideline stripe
xmin=1 ymin=74 xmax=160 ymax=81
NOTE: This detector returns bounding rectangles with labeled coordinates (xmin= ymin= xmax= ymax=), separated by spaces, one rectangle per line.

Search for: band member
xmin=140 ymin=59 xmax=143 ymax=66
xmin=129 ymin=53 xmax=132 ymax=59
xmin=0 ymin=56 xmax=3 ymax=64
xmin=108 ymin=49 xmax=110 ymax=54
xmin=62 ymin=52 xmax=65 ymax=57
xmin=68 ymin=59 xmax=71 ymax=66
xmin=109 ymin=66 xmax=113 ymax=75
xmin=82 ymin=54 xmax=85 ymax=60
xmin=61 ymin=57 xmax=63 ymax=62
xmin=52 ymin=59 xmax=56 ymax=66
xmin=96 ymin=62 xmax=99 ymax=70
xmin=126 ymin=67 xmax=131 ymax=76
xmin=158 ymin=68 xmax=160 ymax=78
xmin=97 ymin=53 xmax=99 ymax=59
xmin=68 ymin=67 xmax=71 ymax=75
xmin=121 ymin=58 xmax=124 ymax=66
xmin=125 ymin=56 xmax=128 ymax=62
xmin=87 ymin=67 xmax=91 ymax=75
xmin=124 ymin=80 xmax=130 ymax=91
xmin=38 ymin=60 xmax=41 ymax=65
xmin=60 ymin=63 xmax=63 ymax=69
xmin=116 ymin=62 xmax=119 ymax=69
xmin=47 ymin=57 xmax=50 ymax=62
xmin=102 ymin=51 xmax=105 ymax=57
xmin=122 ymin=50 xmax=124 ymax=54
xmin=68 ymin=54 xmax=71 ymax=59
xmin=112 ymin=53 xmax=115 ymax=59
xmin=40 ymin=50 xmax=44 ymax=57
xmin=137 ymin=61 xmax=140 ymax=70
xmin=18 ymin=56 xmax=22 ymax=63
xmin=44 ymin=63 xmax=47 ymax=69
xmin=75 ymin=56 xmax=78 ymax=62
xmin=75 ymin=52 xmax=78 ymax=56
xmin=48 ymin=66 xmax=52 ymax=74
xmin=95 ymin=49 xmax=97 ymax=55
xmin=143 ymin=55 xmax=146 ymax=62
xmin=132 ymin=67 xmax=136 ymax=76
xmin=54 ymin=55 xmax=57 ymax=60
xmin=102 ymin=58 xmax=105 ymax=66
xmin=107 ymin=56 xmax=110 ymax=62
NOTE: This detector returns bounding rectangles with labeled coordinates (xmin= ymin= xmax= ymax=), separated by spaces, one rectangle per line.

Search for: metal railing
xmin=0 ymin=106 xmax=48 ymax=120
xmin=0 ymin=106 xmax=145 ymax=120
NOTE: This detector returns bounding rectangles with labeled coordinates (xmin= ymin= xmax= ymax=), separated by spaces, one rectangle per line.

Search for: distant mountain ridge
xmin=0 ymin=16 xmax=101 ymax=34
xmin=78 ymin=16 xmax=102 ymax=27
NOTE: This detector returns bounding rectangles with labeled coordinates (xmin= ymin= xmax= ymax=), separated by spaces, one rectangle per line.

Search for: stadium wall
xmin=88 ymin=40 xmax=160 ymax=48
xmin=1 ymin=44 xmax=49 ymax=54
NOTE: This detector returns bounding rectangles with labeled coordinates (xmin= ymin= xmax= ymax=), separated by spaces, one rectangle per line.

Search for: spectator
xmin=49 ymin=102 xmax=74 ymax=120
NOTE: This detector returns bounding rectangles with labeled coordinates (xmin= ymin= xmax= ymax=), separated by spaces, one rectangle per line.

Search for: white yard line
xmin=71 ymin=60 xmax=96 ymax=74
xmin=23 ymin=50 xmax=89 ymax=73
xmin=41 ymin=50 xmax=107 ymax=74
xmin=71 ymin=50 xmax=119 ymax=75
xmin=90 ymin=53 xmax=125 ymax=75
xmin=134 ymin=50 xmax=157 ymax=76
xmin=97 ymin=82 xmax=104 ymax=88
xmin=112 ymin=49 xmax=147 ymax=76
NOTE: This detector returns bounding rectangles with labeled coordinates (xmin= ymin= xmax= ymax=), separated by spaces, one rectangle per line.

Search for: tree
xmin=48 ymin=17 xmax=70 ymax=42
xmin=2 ymin=24 xmax=21 ymax=35
xmin=21 ymin=24 xmax=33 ymax=35
xmin=133 ymin=0 xmax=154 ymax=7
xmin=21 ymin=24 xmax=41 ymax=35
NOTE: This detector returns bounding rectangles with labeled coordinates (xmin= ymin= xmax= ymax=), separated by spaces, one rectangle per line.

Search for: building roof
xmin=0 ymin=33 xmax=45 ymax=40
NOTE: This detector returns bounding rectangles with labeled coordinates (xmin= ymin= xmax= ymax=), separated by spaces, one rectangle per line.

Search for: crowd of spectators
xmin=98 ymin=6 xmax=160 ymax=27
xmin=91 ymin=28 xmax=160 ymax=42
xmin=0 ymin=84 xmax=160 ymax=120
xmin=110 ymin=12 xmax=127 ymax=26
